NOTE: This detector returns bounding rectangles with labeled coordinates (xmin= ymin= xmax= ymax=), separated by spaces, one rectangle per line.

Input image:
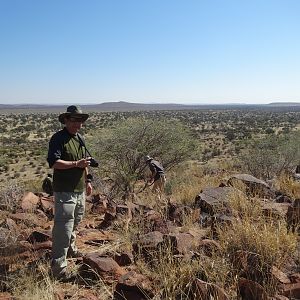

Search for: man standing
xmin=47 ymin=105 xmax=93 ymax=281
xmin=145 ymin=155 xmax=166 ymax=195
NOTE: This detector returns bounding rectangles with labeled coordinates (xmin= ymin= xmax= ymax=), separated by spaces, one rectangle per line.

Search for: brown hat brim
xmin=58 ymin=112 xmax=89 ymax=124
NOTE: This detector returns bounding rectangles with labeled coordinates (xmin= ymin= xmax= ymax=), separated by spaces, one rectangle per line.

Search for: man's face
xmin=64 ymin=117 xmax=84 ymax=135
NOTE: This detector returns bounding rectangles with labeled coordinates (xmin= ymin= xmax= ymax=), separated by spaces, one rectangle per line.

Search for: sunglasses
xmin=68 ymin=117 xmax=85 ymax=123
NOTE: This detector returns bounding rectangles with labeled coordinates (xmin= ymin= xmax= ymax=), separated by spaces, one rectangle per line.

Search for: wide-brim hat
xmin=58 ymin=105 xmax=89 ymax=124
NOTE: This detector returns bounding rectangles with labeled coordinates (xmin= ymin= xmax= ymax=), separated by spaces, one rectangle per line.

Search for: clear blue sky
xmin=0 ymin=0 xmax=299 ymax=104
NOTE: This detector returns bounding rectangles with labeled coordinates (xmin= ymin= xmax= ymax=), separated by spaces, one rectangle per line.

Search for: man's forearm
xmin=52 ymin=159 xmax=78 ymax=169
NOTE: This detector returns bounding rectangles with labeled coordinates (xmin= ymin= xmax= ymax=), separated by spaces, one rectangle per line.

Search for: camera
xmin=88 ymin=158 xmax=99 ymax=168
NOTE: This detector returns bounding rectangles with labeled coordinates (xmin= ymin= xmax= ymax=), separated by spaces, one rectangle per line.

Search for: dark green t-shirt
xmin=47 ymin=128 xmax=86 ymax=192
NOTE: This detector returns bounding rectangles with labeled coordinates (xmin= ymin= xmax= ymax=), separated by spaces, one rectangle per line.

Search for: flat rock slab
xmin=195 ymin=187 xmax=238 ymax=215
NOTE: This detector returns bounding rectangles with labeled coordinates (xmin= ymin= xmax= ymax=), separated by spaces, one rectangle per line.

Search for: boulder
xmin=114 ymin=271 xmax=154 ymax=300
xmin=195 ymin=187 xmax=238 ymax=215
xmin=190 ymin=278 xmax=229 ymax=300
xmin=238 ymin=278 xmax=268 ymax=300
xmin=20 ymin=192 xmax=40 ymax=212
xmin=82 ymin=253 xmax=126 ymax=282
xmin=163 ymin=232 xmax=200 ymax=254
xmin=228 ymin=174 xmax=274 ymax=198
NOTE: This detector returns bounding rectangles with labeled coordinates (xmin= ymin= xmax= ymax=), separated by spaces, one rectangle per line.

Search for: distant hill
xmin=0 ymin=101 xmax=300 ymax=113
xmin=267 ymin=102 xmax=300 ymax=106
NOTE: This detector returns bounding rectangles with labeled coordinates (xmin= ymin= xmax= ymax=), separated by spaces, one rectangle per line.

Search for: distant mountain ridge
xmin=0 ymin=101 xmax=300 ymax=113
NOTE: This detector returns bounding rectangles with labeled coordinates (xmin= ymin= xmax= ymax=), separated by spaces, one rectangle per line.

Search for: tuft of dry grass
xmin=273 ymin=174 xmax=300 ymax=199
xmin=166 ymin=162 xmax=224 ymax=205
xmin=219 ymin=190 xmax=298 ymax=266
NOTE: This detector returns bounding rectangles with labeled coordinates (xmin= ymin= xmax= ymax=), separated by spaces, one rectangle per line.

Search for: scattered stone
xmin=280 ymin=281 xmax=300 ymax=299
xmin=197 ymin=239 xmax=222 ymax=257
xmin=271 ymin=266 xmax=291 ymax=284
xmin=40 ymin=196 xmax=54 ymax=215
xmin=82 ymin=253 xmax=126 ymax=282
xmin=114 ymin=271 xmax=154 ymax=300
xmin=0 ymin=292 xmax=13 ymax=300
xmin=163 ymin=232 xmax=199 ymax=254
xmin=195 ymin=187 xmax=238 ymax=215
xmin=132 ymin=231 xmax=163 ymax=259
xmin=21 ymin=192 xmax=40 ymax=212
xmin=191 ymin=278 xmax=229 ymax=300
xmin=228 ymin=173 xmax=277 ymax=199
xmin=261 ymin=202 xmax=291 ymax=219
xmin=114 ymin=250 xmax=134 ymax=266
xmin=26 ymin=230 xmax=52 ymax=244
xmin=238 ymin=277 xmax=268 ymax=300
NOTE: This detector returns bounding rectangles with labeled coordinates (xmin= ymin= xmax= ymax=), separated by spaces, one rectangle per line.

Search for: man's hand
xmin=77 ymin=157 xmax=92 ymax=168
xmin=86 ymin=182 xmax=92 ymax=196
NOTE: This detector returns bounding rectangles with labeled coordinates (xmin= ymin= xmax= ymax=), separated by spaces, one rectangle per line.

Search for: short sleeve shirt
xmin=47 ymin=127 xmax=86 ymax=192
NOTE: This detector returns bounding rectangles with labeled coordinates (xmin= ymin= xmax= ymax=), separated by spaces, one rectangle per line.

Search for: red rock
xmin=82 ymin=253 xmax=126 ymax=282
xmin=21 ymin=192 xmax=40 ymax=211
xmin=271 ymin=266 xmax=291 ymax=284
xmin=238 ymin=278 xmax=268 ymax=300
xmin=114 ymin=271 xmax=154 ymax=300
xmin=0 ymin=292 xmax=13 ymax=300
xmin=191 ymin=278 xmax=229 ymax=300
xmin=280 ymin=281 xmax=300 ymax=299
xmin=198 ymin=239 xmax=222 ymax=257
xmin=40 ymin=196 xmax=54 ymax=214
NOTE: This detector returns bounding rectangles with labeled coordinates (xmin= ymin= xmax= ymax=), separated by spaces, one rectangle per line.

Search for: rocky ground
xmin=0 ymin=173 xmax=299 ymax=300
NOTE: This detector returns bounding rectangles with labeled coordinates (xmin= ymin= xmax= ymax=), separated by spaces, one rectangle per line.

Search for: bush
xmin=239 ymin=132 xmax=300 ymax=179
xmin=91 ymin=118 xmax=198 ymax=198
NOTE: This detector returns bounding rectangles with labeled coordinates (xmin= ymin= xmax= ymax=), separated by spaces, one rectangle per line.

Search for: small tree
xmin=239 ymin=132 xmax=300 ymax=179
xmin=91 ymin=118 xmax=197 ymax=198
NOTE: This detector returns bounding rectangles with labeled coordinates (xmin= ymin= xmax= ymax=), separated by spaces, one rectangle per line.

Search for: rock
xmin=271 ymin=266 xmax=291 ymax=284
xmin=167 ymin=201 xmax=196 ymax=226
xmin=40 ymin=196 xmax=54 ymax=215
xmin=0 ymin=292 xmax=13 ymax=300
xmin=195 ymin=187 xmax=238 ymax=215
xmin=0 ymin=218 xmax=18 ymax=231
xmin=191 ymin=278 xmax=229 ymax=300
xmin=197 ymin=239 xmax=222 ymax=257
xmin=228 ymin=174 xmax=274 ymax=198
xmin=238 ymin=278 xmax=268 ymax=300
xmin=290 ymin=273 xmax=300 ymax=283
xmin=280 ymin=281 xmax=300 ymax=299
xmin=9 ymin=212 xmax=45 ymax=227
xmin=26 ymin=230 xmax=52 ymax=244
xmin=132 ymin=231 xmax=163 ymax=259
xmin=144 ymin=210 xmax=169 ymax=234
xmin=233 ymin=250 xmax=270 ymax=283
xmin=272 ymin=295 xmax=289 ymax=300
xmin=113 ymin=250 xmax=134 ymax=266
xmin=82 ymin=253 xmax=126 ymax=282
xmin=163 ymin=232 xmax=200 ymax=254
xmin=20 ymin=192 xmax=40 ymax=212
xmin=97 ymin=205 xmax=117 ymax=229
xmin=261 ymin=202 xmax=291 ymax=219
xmin=114 ymin=271 xmax=154 ymax=300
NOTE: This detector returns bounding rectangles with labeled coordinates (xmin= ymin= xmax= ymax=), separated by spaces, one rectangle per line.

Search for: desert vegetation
xmin=0 ymin=106 xmax=300 ymax=299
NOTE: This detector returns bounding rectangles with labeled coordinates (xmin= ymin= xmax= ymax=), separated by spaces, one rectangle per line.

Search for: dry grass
xmin=219 ymin=190 xmax=298 ymax=267
xmin=6 ymin=260 xmax=113 ymax=300
xmin=166 ymin=162 xmax=224 ymax=205
xmin=273 ymin=174 xmax=300 ymax=199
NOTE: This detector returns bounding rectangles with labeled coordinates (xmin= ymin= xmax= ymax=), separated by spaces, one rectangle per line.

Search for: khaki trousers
xmin=51 ymin=192 xmax=85 ymax=277
xmin=152 ymin=175 xmax=166 ymax=194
